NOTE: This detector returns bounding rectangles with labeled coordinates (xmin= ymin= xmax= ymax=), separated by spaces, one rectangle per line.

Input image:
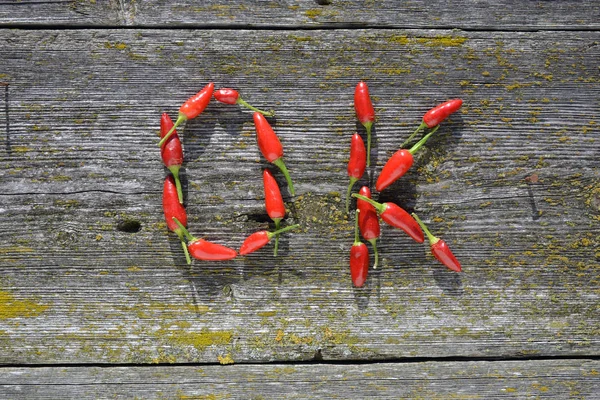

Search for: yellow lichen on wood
xmin=0 ymin=291 xmax=49 ymax=319
xmin=167 ymin=329 xmax=233 ymax=350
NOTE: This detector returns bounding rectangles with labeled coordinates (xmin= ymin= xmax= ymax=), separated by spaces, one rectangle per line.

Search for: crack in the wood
xmin=0 ymin=355 xmax=598 ymax=370
xmin=0 ymin=23 xmax=599 ymax=32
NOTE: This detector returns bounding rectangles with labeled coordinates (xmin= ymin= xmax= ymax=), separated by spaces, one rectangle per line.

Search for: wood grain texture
xmin=1 ymin=360 xmax=598 ymax=399
xmin=125 ymin=0 xmax=600 ymax=29
xmin=1 ymin=0 xmax=599 ymax=29
xmin=0 ymin=28 xmax=598 ymax=365
xmin=0 ymin=0 xmax=121 ymax=26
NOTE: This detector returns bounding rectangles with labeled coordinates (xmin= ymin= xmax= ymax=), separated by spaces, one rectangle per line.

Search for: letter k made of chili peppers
xmin=158 ymin=82 xmax=215 ymax=147
xmin=354 ymin=81 xmax=375 ymax=167
xmin=253 ymin=112 xmax=295 ymax=196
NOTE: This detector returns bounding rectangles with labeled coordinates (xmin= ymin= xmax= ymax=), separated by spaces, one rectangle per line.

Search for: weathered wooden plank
xmin=127 ymin=0 xmax=600 ymax=29
xmin=0 ymin=360 xmax=598 ymax=399
xmin=1 ymin=0 xmax=599 ymax=29
xmin=0 ymin=29 xmax=598 ymax=364
xmin=0 ymin=0 xmax=122 ymax=26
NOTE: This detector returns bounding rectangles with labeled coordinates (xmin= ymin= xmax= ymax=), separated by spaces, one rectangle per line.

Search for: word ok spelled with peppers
xmin=348 ymin=81 xmax=463 ymax=287
xmin=158 ymin=81 xmax=463 ymax=288
xmin=160 ymin=83 xmax=300 ymax=264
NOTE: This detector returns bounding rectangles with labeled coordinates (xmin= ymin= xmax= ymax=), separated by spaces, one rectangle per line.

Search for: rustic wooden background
xmin=0 ymin=0 xmax=599 ymax=398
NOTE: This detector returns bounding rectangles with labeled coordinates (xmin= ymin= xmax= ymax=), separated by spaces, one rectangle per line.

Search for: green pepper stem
xmin=408 ymin=125 xmax=439 ymax=155
xmin=364 ymin=121 xmax=373 ymax=167
xmin=158 ymin=113 xmax=186 ymax=147
xmin=369 ymin=238 xmax=379 ymax=269
xmin=411 ymin=213 xmax=439 ymax=245
xmin=174 ymin=228 xmax=192 ymax=265
xmin=353 ymin=209 xmax=361 ymax=245
xmin=169 ymin=165 xmax=184 ymax=204
xmin=346 ymin=177 xmax=359 ymax=213
xmin=172 ymin=217 xmax=195 ymax=242
xmin=352 ymin=193 xmax=385 ymax=215
xmin=267 ymin=224 xmax=301 ymax=240
xmin=237 ymin=98 xmax=275 ymax=117
xmin=273 ymin=158 xmax=295 ymax=196
xmin=273 ymin=219 xmax=281 ymax=257
xmin=401 ymin=121 xmax=427 ymax=148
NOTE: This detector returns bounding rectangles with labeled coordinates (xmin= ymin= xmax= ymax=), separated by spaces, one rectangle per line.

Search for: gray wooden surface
xmin=0 ymin=1 xmax=599 ymax=398
xmin=1 ymin=0 xmax=599 ymax=29
xmin=1 ymin=360 xmax=599 ymax=399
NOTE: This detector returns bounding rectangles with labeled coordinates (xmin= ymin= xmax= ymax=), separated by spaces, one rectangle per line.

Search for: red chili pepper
xmin=352 ymin=194 xmax=424 ymax=243
xmin=163 ymin=176 xmax=190 ymax=264
xmin=160 ymin=113 xmax=184 ymax=204
xmin=423 ymin=99 xmax=463 ymax=128
xmin=172 ymin=217 xmax=237 ymax=261
xmin=402 ymin=99 xmax=462 ymax=148
xmin=239 ymin=224 xmax=300 ymax=256
xmin=158 ymin=82 xmax=215 ymax=147
xmin=412 ymin=213 xmax=462 ymax=272
xmin=253 ymin=112 xmax=295 ymax=196
xmin=263 ymin=168 xmax=286 ymax=256
xmin=375 ymin=124 xmax=440 ymax=192
xmin=350 ymin=209 xmax=369 ymax=287
xmin=214 ymin=88 xmax=274 ymax=116
xmin=354 ymin=81 xmax=375 ymax=166
xmin=346 ymin=133 xmax=366 ymax=213
xmin=357 ymin=186 xmax=380 ymax=268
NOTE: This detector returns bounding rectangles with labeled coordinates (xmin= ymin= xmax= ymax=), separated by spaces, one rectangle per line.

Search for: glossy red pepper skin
xmin=350 ymin=210 xmax=369 ymax=287
xmin=163 ymin=176 xmax=187 ymax=232
xmin=172 ymin=217 xmax=237 ymax=262
xmin=354 ymin=81 xmax=375 ymax=167
xmin=253 ymin=112 xmax=283 ymax=162
xmin=346 ymin=133 xmax=366 ymax=212
xmin=179 ymin=82 xmax=215 ymax=120
xmin=411 ymin=213 xmax=461 ymax=272
xmin=375 ymin=150 xmax=413 ymax=192
xmin=352 ymin=194 xmax=424 ymax=243
xmin=188 ymin=239 xmax=238 ymax=261
xmin=350 ymin=242 xmax=369 ymax=287
xmin=380 ymin=203 xmax=424 ymax=243
xmin=158 ymin=82 xmax=214 ymax=147
xmin=431 ymin=240 xmax=462 ymax=272
xmin=422 ymin=99 xmax=463 ymax=128
xmin=163 ymin=176 xmax=190 ymax=264
xmin=263 ymin=169 xmax=285 ymax=221
xmin=214 ymin=88 xmax=274 ymax=116
xmin=376 ymin=123 xmax=440 ymax=192
xmin=357 ymin=186 xmax=380 ymax=268
xmin=239 ymin=231 xmax=270 ymax=255
xmin=357 ymin=187 xmax=379 ymax=241
xmin=239 ymin=224 xmax=300 ymax=256
xmin=253 ymin=112 xmax=295 ymax=195
xmin=160 ymin=113 xmax=183 ymax=168
xmin=263 ymin=168 xmax=286 ymax=256
xmin=160 ymin=113 xmax=184 ymax=203
xmin=214 ymin=88 xmax=239 ymax=105
xmin=354 ymin=81 xmax=375 ymax=126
